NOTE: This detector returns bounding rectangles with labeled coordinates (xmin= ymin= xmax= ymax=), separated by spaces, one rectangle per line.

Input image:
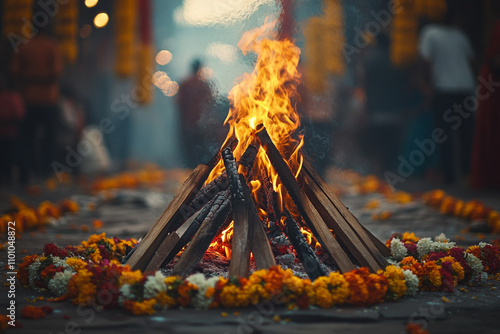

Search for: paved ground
xmin=1 ymin=169 xmax=499 ymax=334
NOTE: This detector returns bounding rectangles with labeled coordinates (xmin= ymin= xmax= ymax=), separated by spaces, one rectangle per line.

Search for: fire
xmin=206 ymin=19 xmax=306 ymax=257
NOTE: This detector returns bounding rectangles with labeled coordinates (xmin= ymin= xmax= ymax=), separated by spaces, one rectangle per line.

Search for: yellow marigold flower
xmin=205 ymin=287 xmax=215 ymax=299
xmin=344 ymin=270 xmax=369 ymax=306
xmin=90 ymin=249 xmax=102 ymax=263
xmin=123 ymin=299 xmax=156 ymax=315
xmin=82 ymin=233 xmax=106 ymax=248
xmin=119 ymin=270 xmax=143 ymax=286
xmin=65 ymin=258 xmax=87 ymax=271
xmin=312 ymin=272 xmax=350 ymax=308
xmin=383 ymin=265 xmax=406 ymax=300
xmin=402 ymin=232 xmax=419 ymax=243
xmin=155 ymin=291 xmax=176 ymax=308
xmin=425 ymin=264 xmax=442 ymax=290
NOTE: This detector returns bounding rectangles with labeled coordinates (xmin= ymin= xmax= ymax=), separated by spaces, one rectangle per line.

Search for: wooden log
xmin=239 ymin=174 xmax=276 ymax=270
xmin=260 ymin=166 xmax=280 ymax=223
xmin=181 ymin=142 xmax=259 ymax=220
xmin=152 ymin=192 xmax=224 ymax=271
xmin=222 ymin=147 xmax=244 ymax=201
xmin=170 ymin=190 xmax=231 ymax=277
xmin=256 ymin=125 xmax=355 ymax=273
xmin=223 ymin=148 xmax=252 ymax=277
xmin=359 ymin=223 xmax=391 ymax=258
xmin=144 ymin=230 xmax=180 ymax=272
xmin=229 ymin=199 xmax=251 ymax=277
xmin=182 ymin=173 xmax=229 ymax=220
xmin=302 ymin=160 xmax=390 ymax=261
xmin=283 ymin=209 xmax=327 ymax=280
xmin=126 ymin=164 xmax=212 ymax=271
xmin=238 ymin=136 xmax=260 ymax=177
xmin=301 ymin=171 xmax=382 ymax=271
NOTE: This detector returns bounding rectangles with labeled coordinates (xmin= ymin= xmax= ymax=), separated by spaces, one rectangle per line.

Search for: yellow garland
xmin=303 ymin=0 xmax=345 ymax=94
xmin=54 ymin=0 xmax=78 ymax=64
xmin=312 ymin=272 xmax=350 ymax=308
xmin=114 ymin=0 xmax=137 ymax=78
xmin=2 ymin=0 xmax=34 ymax=38
xmin=382 ymin=265 xmax=407 ymax=300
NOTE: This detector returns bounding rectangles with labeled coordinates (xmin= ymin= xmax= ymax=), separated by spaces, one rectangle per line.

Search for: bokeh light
xmin=156 ymin=50 xmax=173 ymax=65
xmin=85 ymin=0 xmax=98 ymax=8
xmin=94 ymin=13 xmax=109 ymax=28
xmin=162 ymin=81 xmax=179 ymax=97
xmin=152 ymin=71 xmax=178 ymax=97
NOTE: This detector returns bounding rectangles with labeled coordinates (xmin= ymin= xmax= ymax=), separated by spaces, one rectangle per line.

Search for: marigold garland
xmin=14 ymin=232 xmax=500 ymax=316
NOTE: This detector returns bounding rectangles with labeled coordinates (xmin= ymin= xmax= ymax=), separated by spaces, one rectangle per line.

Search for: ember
xmin=126 ymin=19 xmax=389 ymax=279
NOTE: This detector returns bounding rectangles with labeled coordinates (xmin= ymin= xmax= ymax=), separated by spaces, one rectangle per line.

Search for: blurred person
xmin=10 ymin=24 xmax=64 ymax=181
xmin=176 ymin=59 xmax=217 ymax=168
xmin=0 ymin=77 xmax=25 ymax=185
xmin=362 ymin=32 xmax=407 ymax=175
xmin=471 ymin=9 xmax=500 ymax=189
xmin=419 ymin=3 xmax=476 ymax=184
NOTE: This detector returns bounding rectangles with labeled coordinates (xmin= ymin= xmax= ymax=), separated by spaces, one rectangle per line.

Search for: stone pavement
xmin=1 ymin=170 xmax=500 ymax=334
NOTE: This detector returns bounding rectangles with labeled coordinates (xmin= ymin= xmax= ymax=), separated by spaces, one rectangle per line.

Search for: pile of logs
xmin=125 ymin=125 xmax=389 ymax=279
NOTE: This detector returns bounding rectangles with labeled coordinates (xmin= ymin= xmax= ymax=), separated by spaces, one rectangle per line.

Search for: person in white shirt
xmin=419 ymin=4 xmax=476 ymax=185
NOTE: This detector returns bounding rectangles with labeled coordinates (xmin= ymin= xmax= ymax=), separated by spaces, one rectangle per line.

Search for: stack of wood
xmin=125 ymin=125 xmax=390 ymax=279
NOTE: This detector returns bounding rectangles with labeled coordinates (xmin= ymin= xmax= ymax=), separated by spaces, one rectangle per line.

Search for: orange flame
xmin=208 ymin=18 xmax=303 ymax=194
xmin=207 ymin=19 xmax=305 ymax=256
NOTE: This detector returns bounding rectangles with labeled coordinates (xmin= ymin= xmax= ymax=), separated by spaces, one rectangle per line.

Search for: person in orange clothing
xmin=471 ymin=15 xmax=500 ymax=189
xmin=11 ymin=25 xmax=64 ymax=182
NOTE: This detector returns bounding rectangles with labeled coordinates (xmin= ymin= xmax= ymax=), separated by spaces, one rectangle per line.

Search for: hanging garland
xmin=54 ymin=0 xmax=79 ymax=64
xmin=303 ymin=0 xmax=345 ymax=94
xmin=136 ymin=0 xmax=154 ymax=105
xmin=391 ymin=0 xmax=447 ymax=67
xmin=114 ymin=0 xmax=137 ymax=78
xmin=2 ymin=0 xmax=34 ymax=38
xmin=390 ymin=0 xmax=419 ymax=67
xmin=416 ymin=0 xmax=448 ymax=22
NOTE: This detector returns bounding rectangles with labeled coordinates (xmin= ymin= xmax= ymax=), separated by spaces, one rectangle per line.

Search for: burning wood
xmin=283 ymin=208 xmax=327 ymax=280
xmin=170 ymin=189 xmax=231 ymax=277
xmin=126 ymin=19 xmax=389 ymax=279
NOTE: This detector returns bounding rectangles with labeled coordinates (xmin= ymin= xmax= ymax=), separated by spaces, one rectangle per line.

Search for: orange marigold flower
xmin=92 ymin=219 xmax=103 ymax=230
xmin=344 ymin=269 xmax=370 ymax=306
xmin=123 ymin=299 xmax=156 ymax=315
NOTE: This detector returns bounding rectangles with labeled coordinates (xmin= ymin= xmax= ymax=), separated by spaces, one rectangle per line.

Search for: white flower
xmin=417 ymin=237 xmax=456 ymax=258
xmin=144 ymin=271 xmax=167 ymax=299
xmin=52 ymin=256 xmax=72 ymax=270
xmin=387 ymin=258 xmax=400 ymax=267
xmin=28 ymin=259 xmax=42 ymax=289
xmin=403 ymin=270 xmax=419 ymax=296
xmin=119 ymin=284 xmax=134 ymax=305
xmin=434 ymin=233 xmax=448 ymax=243
xmin=390 ymin=238 xmax=408 ymax=261
xmin=416 ymin=238 xmax=433 ymax=258
xmin=478 ymin=242 xmax=491 ymax=248
xmin=48 ymin=270 xmax=74 ymax=296
xmin=432 ymin=241 xmax=456 ymax=253
xmin=469 ymin=272 xmax=489 ymax=286
xmin=186 ymin=273 xmax=219 ymax=310
xmin=464 ymin=252 xmax=484 ymax=285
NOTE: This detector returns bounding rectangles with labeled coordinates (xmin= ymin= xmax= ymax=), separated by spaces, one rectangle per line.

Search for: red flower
xmin=43 ymin=243 xmax=69 ymax=258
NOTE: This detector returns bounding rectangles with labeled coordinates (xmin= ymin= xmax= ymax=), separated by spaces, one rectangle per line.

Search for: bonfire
xmin=125 ymin=19 xmax=389 ymax=279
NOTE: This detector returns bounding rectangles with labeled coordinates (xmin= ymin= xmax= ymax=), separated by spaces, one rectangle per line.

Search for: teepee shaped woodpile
xmin=125 ymin=20 xmax=390 ymax=279
xmin=125 ymin=126 xmax=390 ymax=279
